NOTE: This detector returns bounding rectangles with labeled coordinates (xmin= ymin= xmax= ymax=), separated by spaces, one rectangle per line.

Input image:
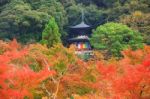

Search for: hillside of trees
xmin=0 ymin=0 xmax=150 ymax=44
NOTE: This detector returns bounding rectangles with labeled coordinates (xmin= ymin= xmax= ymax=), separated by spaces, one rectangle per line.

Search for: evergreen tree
xmin=90 ymin=22 xmax=143 ymax=57
xmin=41 ymin=17 xmax=61 ymax=47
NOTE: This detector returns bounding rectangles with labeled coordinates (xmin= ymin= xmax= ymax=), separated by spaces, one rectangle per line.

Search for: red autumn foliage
xmin=0 ymin=40 xmax=55 ymax=99
xmin=97 ymin=46 xmax=150 ymax=99
xmin=0 ymin=40 xmax=150 ymax=99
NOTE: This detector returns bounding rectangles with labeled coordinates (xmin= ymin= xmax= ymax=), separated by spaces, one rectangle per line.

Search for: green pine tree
xmin=41 ymin=17 xmax=61 ymax=47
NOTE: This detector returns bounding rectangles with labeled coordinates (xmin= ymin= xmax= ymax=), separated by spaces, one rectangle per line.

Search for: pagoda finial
xmin=81 ymin=9 xmax=84 ymax=22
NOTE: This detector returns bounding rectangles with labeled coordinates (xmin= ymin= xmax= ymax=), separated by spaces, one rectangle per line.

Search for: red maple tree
xmin=0 ymin=40 xmax=55 ymax=99
xmin=97 ymin=46 xmax=150 ymax=99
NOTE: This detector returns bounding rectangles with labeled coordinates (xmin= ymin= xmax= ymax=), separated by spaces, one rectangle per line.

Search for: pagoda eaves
xmin=70 ymin=21 xmax=90 ymax=29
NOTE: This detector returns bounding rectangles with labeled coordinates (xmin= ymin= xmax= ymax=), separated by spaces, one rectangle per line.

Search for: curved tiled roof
xmin=70 ymin=21 xmax=90 ymax=28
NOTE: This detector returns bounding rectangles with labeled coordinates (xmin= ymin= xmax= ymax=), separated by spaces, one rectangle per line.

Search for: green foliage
xmin=24 ymin=0 xmax=68 ymax=42
xmin=31 ymin=0 xmax=68 ymax=32
xmin=0 ymin=0 xmax=49 ymax=42
xmin=85 ymin=4 xmax=106 ymax=25
xmin=0 ymin=0 xmax=67 ymax=43
xmin=53 ymin=60 xmax=67 ymax=75
xmin=75 ymin=86 xmax=95 ymax=95
xmin=29 ymin=60 xmax=42 ymax=72
xmin=48 ymin=44 xmax=76 ymax=76
xmin=0 ymin=0 xmax=10 ymax=6
xmin=77 ymin=53 xmax=91 ymax=61
xmin=90 ymin=22 xmax=143 ymax=57
xmin=41 ymin=17 xmax=61 ymax=47
xmin=66 ymin=4 xmax=105 ymax=26
xmin=60 ymin=0 xmax=76 ymax=8
xmin=120 ymin=11 xmax=150 ymax=44
xmin=83 ymin=71 xmax=96 ymax=83
xmin=66 ymin=4 xmax=82 ymax=25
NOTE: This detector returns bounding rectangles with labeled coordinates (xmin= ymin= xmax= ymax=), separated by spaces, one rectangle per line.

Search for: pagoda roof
xmin=69 ymin=35 xmax=89 ymax=41
xmin=70 ymin=21 xmax=90 ymax=29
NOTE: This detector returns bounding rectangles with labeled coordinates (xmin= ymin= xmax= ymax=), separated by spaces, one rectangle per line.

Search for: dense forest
xmin=0 ymin=0 xmax=150 ymax=99
xmin=0 ymin=0 xmax=150 ymax=44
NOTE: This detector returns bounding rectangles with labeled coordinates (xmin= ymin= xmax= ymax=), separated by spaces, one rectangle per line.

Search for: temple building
xmin=68 ymin=10 xmax=93 ymax=56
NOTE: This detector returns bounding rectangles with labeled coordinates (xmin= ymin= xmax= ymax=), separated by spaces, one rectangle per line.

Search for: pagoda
xmin=68 ymin=10 xmax=93 ymax=55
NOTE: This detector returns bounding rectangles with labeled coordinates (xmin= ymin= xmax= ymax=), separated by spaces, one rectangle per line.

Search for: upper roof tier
xmin=70 ymin=9 xmax=91 ymax=29
xmin=70 ymin=21 xmax=90 ymax=29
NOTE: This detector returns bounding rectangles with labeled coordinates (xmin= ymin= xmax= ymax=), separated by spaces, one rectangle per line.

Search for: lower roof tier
xmin=69 ymin=35 xmax=89 ymax=41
